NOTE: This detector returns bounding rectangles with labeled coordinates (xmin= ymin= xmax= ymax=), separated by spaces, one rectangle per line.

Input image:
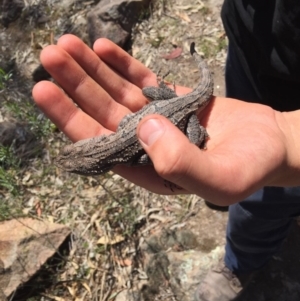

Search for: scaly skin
xmin=55 ymin=43 xmax=214 ymax=175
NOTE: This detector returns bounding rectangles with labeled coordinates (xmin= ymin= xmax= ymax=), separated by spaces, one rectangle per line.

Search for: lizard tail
xmin=190 ymin=42 xmax=196 ymax=55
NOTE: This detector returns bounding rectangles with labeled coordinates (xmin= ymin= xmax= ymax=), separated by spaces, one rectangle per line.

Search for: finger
xmin=40 ymin=44 xmax=131 ymax=131
xmin=94 ymin=38 xmax=196 ymax=96
xmin=57 ymin=35 xmax=151 ymax=112
xmin=32 ymin=81 xmax=112 ymax=141
xmin=93 ymin=38 xmax=156 ymax=90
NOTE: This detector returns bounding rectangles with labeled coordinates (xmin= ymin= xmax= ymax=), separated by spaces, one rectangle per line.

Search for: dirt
xmin=1 ymin=0 xmax=300 ymax=300
xmin=131 ymin=0 xmax=226 ymax=95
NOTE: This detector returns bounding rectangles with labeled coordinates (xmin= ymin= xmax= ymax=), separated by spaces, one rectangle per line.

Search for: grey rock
xmin=115 ymin=289 xmax=141 ymax=301
xmin=0 ymin=218 xmax=70 ymax=299
xmin=1 ymin=0 xmax=24 ymax=27
xmin=141 ymin=227 xmax=223 ymax=301
xmin=0 ymin=121 xmax=33 ymax=147
xmin=143 ymin=247 xmax=223 ymax=301
xmin=167 ymin=248 xmax=223 ymax=301
xmin=0 ymin=120 xmax=41 ymax=164
xmin=32 ymin=64 xmax=51 ymax=82
xmin=87 ymin=0 xmax=151 ymax=46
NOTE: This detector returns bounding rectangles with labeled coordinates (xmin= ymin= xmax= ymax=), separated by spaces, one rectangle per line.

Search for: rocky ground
xmin=0 ymin=0 xmax=300 ymax=300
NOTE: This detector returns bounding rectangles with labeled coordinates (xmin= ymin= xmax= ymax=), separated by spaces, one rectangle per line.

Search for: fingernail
xmin=138 ymin=118 xmax=165 ymax=146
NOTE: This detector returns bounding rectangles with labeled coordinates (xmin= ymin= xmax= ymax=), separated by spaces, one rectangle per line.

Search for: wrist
xmin=272 ymin=110 xmax=300 ymax=186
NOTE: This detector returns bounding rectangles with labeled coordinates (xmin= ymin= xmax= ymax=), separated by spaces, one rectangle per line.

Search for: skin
xmin=32 ymin=34 xmax=300 ymax=206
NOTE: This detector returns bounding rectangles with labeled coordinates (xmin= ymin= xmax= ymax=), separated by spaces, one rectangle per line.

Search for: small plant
xmin=0 ymin=145 xmax=21 ymax=195
xmin=217 ymin=36 xmax=228 ymax=52
xmin=138 ymin=4 xmax=151 ymax=21
xmin=0 ymin=144 xmax=21 ymax=168
xmin=149 ymin=36 xmax=164 ymax=48
xmin=0 ymin=200 xmax=13 ymax=221
xmin=3 ymin=100 xmax=54 ymax=138
xmin=0 ymin=167 xmax=18 ymax=196
xmin=0 ymin=99 xmax=54 ymax=196
xmin=0 ymin=68 xmax=13 ymax=90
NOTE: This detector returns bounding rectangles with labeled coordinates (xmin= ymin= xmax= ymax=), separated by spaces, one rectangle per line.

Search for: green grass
xmin=0 ymin=143 xmax=21 ymax=196
xmin=0 ymin=144 xmax=21 ymax=168
xmin=0 ymin=98 xmax=54 ymax=194
xmin=0 ymin=66 xmax=56 ymax=220
xmin=199 ymin=36 xmax=228 ymax=58
xmin=0 ymin=68 xmax=12 ymax=90
xmin=3 ymin=100 xmax=55 ymax=138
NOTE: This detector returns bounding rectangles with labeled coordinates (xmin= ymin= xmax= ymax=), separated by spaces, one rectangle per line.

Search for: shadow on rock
xmin=0 ymin=120 xmax=42 ymax=167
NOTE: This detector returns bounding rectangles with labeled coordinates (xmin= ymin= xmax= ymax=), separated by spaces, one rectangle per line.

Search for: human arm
xmin=32 ymin=34 xmax=300 ymax=205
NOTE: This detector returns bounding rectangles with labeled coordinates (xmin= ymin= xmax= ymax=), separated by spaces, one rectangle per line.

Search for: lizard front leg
xmin=142 ymin=72 xmax=177 ymax=101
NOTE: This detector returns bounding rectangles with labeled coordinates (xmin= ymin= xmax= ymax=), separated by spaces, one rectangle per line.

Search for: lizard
xmin=55 ymin=42 xmax=214 ymax=176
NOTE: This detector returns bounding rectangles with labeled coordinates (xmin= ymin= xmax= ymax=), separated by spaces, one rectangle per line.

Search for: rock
xmin=0 ymin=218 xmax=70 ymax=299
xmin=87 ymin=0 xmax=150 ymax=47
xmin=1 ymin=0 xmax=24 ymax=27
xmin=115 ymin=289 xmax=141 ymax=301
xmin=141 ymin=228 xmax=224 ymax=301
xmin=32 ymin=64 xmax=51 ymax=82
xmin=0 ymin=120 xmax=41 ymax=164
xmin=167 ymin=248 xmax=223 ymax=301
xmin=143 ymin=247 xmax=223 ymax=301
xmin=141 ymin=228 xmax=199 ymax=254
xmin=0 ymin=121 xmax=33 ymax=147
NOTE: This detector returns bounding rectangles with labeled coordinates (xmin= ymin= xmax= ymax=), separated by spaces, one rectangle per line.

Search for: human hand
xmin=32 ymin=34 xmax=299 ymax=205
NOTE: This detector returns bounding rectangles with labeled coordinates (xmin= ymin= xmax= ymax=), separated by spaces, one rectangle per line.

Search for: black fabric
xmin=221 ymin=0 xmax=300 ymax=111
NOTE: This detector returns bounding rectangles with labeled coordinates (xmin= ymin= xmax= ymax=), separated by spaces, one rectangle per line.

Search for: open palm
xmin=33 ymin=34 xmax=296 ymax=205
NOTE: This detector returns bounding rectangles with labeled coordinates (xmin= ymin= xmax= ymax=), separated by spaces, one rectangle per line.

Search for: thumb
xmin=137 ymin=114 xmax=205 ymax=188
